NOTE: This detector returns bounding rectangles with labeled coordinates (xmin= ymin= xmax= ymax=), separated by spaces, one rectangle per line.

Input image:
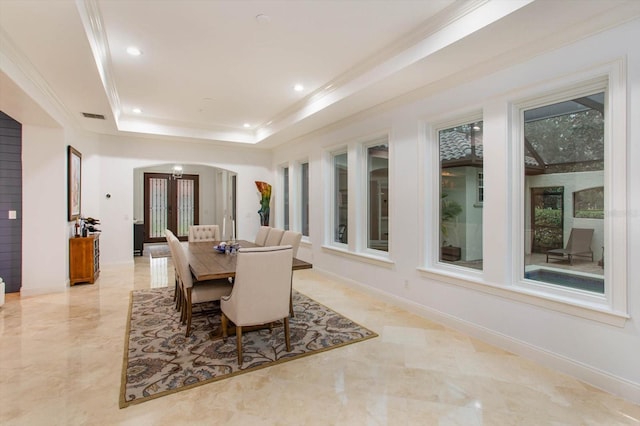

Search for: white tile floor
xmin=0 ymin=255 xmax=638 ymax=425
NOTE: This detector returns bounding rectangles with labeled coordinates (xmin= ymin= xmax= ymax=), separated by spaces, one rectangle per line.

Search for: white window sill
xmin=417 ymin=267 xmax=629 ymax=327
xmin=322 ymin=245 xmax=395 ymax=268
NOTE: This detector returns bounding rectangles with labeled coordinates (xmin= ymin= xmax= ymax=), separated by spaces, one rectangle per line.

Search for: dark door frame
xmin=143 ymin=173 xmax=199 ymax=242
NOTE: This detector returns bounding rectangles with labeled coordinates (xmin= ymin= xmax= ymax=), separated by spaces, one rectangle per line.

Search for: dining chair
xmin=165 ymin=229 xmax=180 ymax=307
xmin=168 ymin=233 xmax=232 ymax=337
xmin=254 ymin=226 xmax=271 ymax=246
xmin=188 ymin=224 xmax=220 ymax=242
xmin=280 ymin=230 xmax=302 ymax=258
xmin=220 ymin=245 xmax=294 ymax=365
xmin=264 ymin=227 xmax=285 ymax=246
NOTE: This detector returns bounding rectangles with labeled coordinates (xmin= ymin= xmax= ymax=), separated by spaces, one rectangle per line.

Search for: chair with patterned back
xmin=188 ymin=225 xmax=220 ymax=242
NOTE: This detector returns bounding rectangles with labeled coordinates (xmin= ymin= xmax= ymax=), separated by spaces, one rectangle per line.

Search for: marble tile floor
xmin=0 ymin=256 xmax=638 ymax=425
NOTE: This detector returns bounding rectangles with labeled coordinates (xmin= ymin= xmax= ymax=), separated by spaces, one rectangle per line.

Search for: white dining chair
xmin=168 ymin=233 xmax=232 ymax=337
xmin=220 ymin=245 xmax=293 ymax=365
xmin=280 ymin=230 xmax=302 ymax=258
xmin=264 ymin=227 xmax=285 ymax=246
xmin=188 ymin=224 xmax=220 ymax=242
xmin=254 ymin=226 xmax=271 ymax=246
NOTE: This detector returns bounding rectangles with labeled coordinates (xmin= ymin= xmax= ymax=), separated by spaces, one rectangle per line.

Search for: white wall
xmin=132 ymin=163 xmax=229 ymax=227
xmin=273 ymin=19 xmax=640 ymax=402
xmin=21 ymin=124 xmax=67 ymax=294
xmin=94 ymin=134 xmax=272 ymax=265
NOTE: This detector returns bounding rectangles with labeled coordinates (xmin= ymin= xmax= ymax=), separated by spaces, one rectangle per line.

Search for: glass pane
xmin=283 ymin=167 xmax=289 ymax=230
xmin=367 ymin=143 xmax=388 ymax=251
xmin=301 ymin=163 xmax=309 ymax=236
xmin=438 ymin=121 xmax=483 ymax=270
xmin=149 ymin=178 xmax=167 ymax=238
xmin=176 ymin=179 xmax=195 ymax=237
xmin=523 ymin=92 xmax=605 ymax=293
xmin=334 ymin=153 xmax=348 ymax=243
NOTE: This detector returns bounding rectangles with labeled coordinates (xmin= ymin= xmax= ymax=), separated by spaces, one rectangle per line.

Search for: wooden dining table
xmin=186 ymin=239 xmax=312 ymax=282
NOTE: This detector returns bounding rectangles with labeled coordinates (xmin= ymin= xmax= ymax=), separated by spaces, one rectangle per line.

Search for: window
xmin=283 ymin=167 xmax=289 ymax=230
xmin=366 ymin=142 xmax=388 ymax=252
xmin=333 ymin=152 xmax=348 ymax=244
xmin=300 ymin=162 xmax=309 ymax=236
xmin=438 ymin=120 xmax=483 ymax=270
xmin=522 ymin=91 xmax=605 ymax=294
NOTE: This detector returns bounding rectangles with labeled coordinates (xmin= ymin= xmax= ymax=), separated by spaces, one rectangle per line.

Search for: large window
xmin=438 ymin=120 xmax=483 ymax=270
xmin=333 ymin=152 xmax=348 ymax=244
xmin=366 ymin=142 xmax=388 ymax=252
xmin=522 ymin=91 xmax=605 ymax=293
xmin=300 ymin=162 xmax=309 ymax=236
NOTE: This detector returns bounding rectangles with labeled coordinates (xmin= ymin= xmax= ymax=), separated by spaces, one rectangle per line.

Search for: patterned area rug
xmin=120 ymin=287 xmax=377 ymax=408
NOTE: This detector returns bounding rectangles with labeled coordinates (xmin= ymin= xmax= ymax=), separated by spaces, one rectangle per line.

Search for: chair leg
xmin=284 ymin=317 xmax=291 ymax=352
xmin=173 ymin=271 xmax=178 ymax=302
xmin=289 ymin=275 xmax=295 ymax=318
xmin=236 ymin=326 xmax=243 ymax=365
xmin=185 ymin=288 xmax=193 ymax=337
xmin=221 ymin=313 xmax=228 ymax=340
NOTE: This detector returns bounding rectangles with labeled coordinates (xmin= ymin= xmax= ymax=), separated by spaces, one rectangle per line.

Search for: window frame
xmin=299 ymin=160 xmax=310 ymax=237
xmin=329 ymin=148 xmax=349 ymax=248
xmin=428 ymin=113 xmax=485 ymax=276
xmin=361 ymin=137 xmax=391 ymax=256
xmin=510 ymin=72 xmax=628 ymax=321
xmin=278 ymin=163 xmax=290 ymax=230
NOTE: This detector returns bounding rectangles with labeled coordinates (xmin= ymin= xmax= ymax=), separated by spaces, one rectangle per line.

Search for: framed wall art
xmin=67 ymin=145 xmax=82 ymax=221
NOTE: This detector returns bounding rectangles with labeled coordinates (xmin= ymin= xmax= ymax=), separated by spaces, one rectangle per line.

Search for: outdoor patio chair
xmin=546 ymin=228 xmax=594 ymax=265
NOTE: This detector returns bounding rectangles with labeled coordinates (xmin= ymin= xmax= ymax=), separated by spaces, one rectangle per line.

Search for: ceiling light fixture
xmin=243 ymin=123 xmax=251 ymax=128
xmin=172 ymin=165 xmax=183 ymax=179
xmin=132 ymin=108 xmax=142 ymax=114
xmin=294 ymin=84 xmax=304 ymax=92
xmin=126 ymin=46 xmax=142 ymax=56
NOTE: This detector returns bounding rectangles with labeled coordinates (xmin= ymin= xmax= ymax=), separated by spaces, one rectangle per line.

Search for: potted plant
xmin=441 ymin=192 xmax=462 ymax=261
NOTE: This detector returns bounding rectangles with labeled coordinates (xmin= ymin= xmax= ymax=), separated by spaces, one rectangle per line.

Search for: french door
xmin=144 ymin=173 xmax=199 ymax=242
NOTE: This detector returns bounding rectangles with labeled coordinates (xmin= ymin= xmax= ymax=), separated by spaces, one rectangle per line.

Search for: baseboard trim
xmin=315 ymin=267 xmax=640 ymax=405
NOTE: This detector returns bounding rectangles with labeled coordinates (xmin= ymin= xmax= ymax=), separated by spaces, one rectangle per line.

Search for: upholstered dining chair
xmin=254 ymin=226 xmax=271 ymax=246
xmin=188 ymin=224 xmax=220 ymax=242
xmin=220 ymin=245 xmax=294 ymax=365
xmin=167 ymin=233 xmax=232 ymax=337
xmin=165 ymin=229 xmax=181 ymax=307
xmin=264 ymin=227 xmax=285 ymax=246
xmin=280 ymin=230 xmax=302 ymax=258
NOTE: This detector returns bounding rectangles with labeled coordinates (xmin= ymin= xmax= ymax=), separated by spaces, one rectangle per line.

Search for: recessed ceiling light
xmin=243 ymin=123 xmax=251 ymax=128
xmin=126 ymin=46 xmax=142 ymax=56
xmin=132 ymin=108 xmax=142 ymax=114
xmin=294 ymin=84 xmax=304 ymax=92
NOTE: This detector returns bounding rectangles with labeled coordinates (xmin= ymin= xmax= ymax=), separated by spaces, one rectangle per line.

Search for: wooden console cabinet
xmin=69 ymin=234 xmax=100 ymax=285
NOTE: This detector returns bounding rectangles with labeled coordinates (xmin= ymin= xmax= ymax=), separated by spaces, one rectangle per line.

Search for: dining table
xmin=186 ymin=239 xmax=312 ymax=282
